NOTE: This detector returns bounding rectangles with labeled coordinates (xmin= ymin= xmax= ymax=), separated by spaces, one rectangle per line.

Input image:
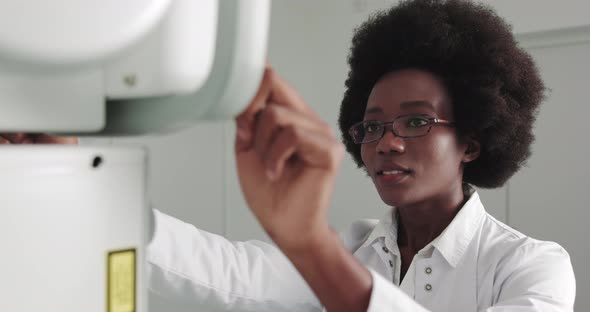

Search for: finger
xmin=0 ymin=136 xmax=10 ymax=144
xmin=265 ymin=126 xmax=344 ymax=181
xmin=34 ymin=134 xmax=78 ymax=144
xmin=254 ymin=105 xmax=331 ymax=161
xmin=239 ymin=64 xmax=274 ymax=119
xmin=235 ymin=66 xmax=275 ymax=151
xmin=267 ymin=72 xmax=317 ymax=118
xmin=0 ymin=133 xmax=29 ymax=144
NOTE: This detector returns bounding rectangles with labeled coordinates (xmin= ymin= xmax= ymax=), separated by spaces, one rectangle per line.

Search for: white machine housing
xmin=0 ymin=147 xmax=149 ymax=312
xmin=0 ymin=0 xmax=268 ymax=134
xmin=0 ymin=1 xmax=270 ymax=311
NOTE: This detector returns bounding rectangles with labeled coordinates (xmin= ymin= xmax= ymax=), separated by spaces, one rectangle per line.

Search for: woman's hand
xmin=0 ymin=133 xmax=78 ymax=144
xmin=235 ymin=68 xmax=372 ymax=312
xmin=234 ymin=67 xmax=344 ymax=252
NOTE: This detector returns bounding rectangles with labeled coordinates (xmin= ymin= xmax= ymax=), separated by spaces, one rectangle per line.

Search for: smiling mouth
xmin=377 ymin=169 xmax=412 ymax=176
xmin=375 ymin=169 xmax=412 ymax=184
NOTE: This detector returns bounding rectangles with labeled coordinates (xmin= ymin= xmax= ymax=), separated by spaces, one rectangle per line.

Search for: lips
xmin=375 ymin=164 xmax=412 ymax=176
xmin=378 ymin=169 xmax=410 ymax=175
xmin=375 ymin=164 xmax=412 ymax=184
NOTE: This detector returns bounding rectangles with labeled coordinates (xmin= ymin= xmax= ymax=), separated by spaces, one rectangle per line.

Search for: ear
xmin=462 ymin=137 xmax=480 ymax=164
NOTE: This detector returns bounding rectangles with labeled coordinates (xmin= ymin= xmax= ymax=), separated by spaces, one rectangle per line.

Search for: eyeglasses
xmin=348 ymin=114 xmax=455 ymax=144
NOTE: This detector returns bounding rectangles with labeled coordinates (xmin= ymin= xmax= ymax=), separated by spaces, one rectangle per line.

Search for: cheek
xmin=360 ymin=144 xmax=372 ymax=167
xmin=426 ymin=135 xmax=464 ymax=172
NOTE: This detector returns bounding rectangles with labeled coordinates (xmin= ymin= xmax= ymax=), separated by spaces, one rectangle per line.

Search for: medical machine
xmin=0 ymin=1 xmax=269 ymax=311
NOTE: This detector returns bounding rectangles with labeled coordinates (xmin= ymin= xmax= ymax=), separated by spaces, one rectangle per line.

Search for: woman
xmin=229 ymin=0 xmax=575 ymax=311
xmin=4 ymin=0 xmax=576 ymax=311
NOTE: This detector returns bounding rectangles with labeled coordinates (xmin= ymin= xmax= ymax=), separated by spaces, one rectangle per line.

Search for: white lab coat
xmin=146 ymin=191 xmax=576 ymax=311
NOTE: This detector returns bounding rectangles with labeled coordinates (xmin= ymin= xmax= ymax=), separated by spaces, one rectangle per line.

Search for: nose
xmin=376 ymin=129 xmax=405 ymax=154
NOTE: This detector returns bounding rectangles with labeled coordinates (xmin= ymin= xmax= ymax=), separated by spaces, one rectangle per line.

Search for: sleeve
xmin=365 ymin=269 xmax=430 ymax=312
xmin=146 ymin=209 xmax=322 ymax=312
xmin=486 ymin=241 xmax=576 ymax=312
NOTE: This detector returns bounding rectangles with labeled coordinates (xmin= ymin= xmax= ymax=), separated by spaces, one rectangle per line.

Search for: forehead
xmin=365 ymin=69 xmax=452 ymax=118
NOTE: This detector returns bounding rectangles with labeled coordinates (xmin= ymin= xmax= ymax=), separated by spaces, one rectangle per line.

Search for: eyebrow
xmin=400 ymin=101 xmax=435 ymax=110
xmin=364 ymin=106 xmax=383 ymax=115
xmin=364 ymin=101 xmax=435 ymax=115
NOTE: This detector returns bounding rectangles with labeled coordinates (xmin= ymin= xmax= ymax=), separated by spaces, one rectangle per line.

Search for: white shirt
xmin=146 ymin=191 xmax=576 ymax=311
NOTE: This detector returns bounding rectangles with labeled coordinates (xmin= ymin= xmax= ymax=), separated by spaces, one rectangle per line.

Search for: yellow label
xmin=107 ymin=249 xmax=136 ymax=312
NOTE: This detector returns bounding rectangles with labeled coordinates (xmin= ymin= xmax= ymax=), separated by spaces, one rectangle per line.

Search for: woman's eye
xmin=364 ymin=122 xmax=381 ymax=133
xmin=407 ymin=118 xmax=429 ymax=127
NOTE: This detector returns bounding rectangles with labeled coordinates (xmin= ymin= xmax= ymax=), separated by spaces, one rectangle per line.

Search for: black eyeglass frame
xmin=348 ymin=114 xmax=455 ymax=144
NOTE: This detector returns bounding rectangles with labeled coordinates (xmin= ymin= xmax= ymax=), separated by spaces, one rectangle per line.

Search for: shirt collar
xmin=428 ymin=189 xmax=486 ymax=267
xmin=356 ymin=187 xmax=486 ymax=268
xmin=357 ymin=206 xmax=398 ymax=252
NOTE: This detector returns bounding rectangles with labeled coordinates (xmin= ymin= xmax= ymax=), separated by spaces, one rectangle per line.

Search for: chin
xmin=376 ymin=187 xmax=416 ymax=207
xmin=371 ymin=176 xmax=414 ymax=207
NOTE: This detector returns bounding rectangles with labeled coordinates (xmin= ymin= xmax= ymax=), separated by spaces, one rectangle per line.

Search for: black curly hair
xmin=338 ymin=0 xmax=545 ymax=188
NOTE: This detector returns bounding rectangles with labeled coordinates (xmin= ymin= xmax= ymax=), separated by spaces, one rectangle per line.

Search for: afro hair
xmin=338 ymin=0 xmax=545 ymax=188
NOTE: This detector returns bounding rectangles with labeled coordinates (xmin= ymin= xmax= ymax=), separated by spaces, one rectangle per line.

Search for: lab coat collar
xmin=428 ymin=190 xmax=486 ymax=268
xmin=356 ymin=188 xmax=486 ymax=268
xmin=357 ymin=206 xmax=398 ymax=253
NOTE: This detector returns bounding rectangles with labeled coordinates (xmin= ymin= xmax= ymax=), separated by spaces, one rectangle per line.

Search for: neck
xmin=396 ymin=183 xmax=467 ymax=253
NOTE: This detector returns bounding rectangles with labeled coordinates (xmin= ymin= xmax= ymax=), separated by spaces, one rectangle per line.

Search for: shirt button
xmin=425 ymin=284 xmax=432 ymax=291
xmin=425 ymin=267 xmax=432 ymax=274
xmin=389 ymin=260 xmax=394 ymax=267
xmin=382 ymin=246 xmax=389 ymax=253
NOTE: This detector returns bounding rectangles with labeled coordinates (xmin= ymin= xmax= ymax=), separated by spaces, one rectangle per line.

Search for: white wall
xmin=481 ymin=0 xmax=590 ymax=34
xmin=98 ymin=1 xmax=589 ymax=311
xmin=352 ymin=0 xmax=590 ymax=34
xmin=510 ymin=38 xmax=590 ymax=311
